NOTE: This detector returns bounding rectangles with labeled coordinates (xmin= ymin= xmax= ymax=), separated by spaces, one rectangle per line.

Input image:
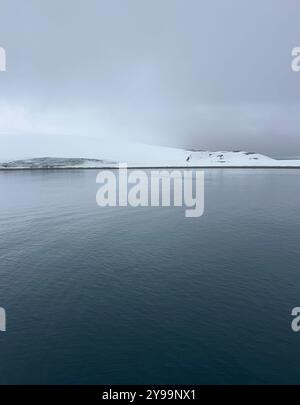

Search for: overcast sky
xmin=0 ymin=0 xmax=300 ymax=156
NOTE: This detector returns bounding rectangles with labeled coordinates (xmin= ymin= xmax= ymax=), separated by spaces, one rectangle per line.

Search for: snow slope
xmin=0 ymin=135 xmax=300 ymax=168
xmin=184 ymin=150 xmax=300 ymax=167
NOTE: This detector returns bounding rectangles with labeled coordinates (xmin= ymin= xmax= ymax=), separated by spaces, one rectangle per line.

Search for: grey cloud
xmin=0 ymin=0 xmax=300 ymax=156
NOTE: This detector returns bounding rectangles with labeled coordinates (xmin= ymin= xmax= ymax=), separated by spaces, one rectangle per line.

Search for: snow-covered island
xmin=0 ymin=137 xmax=300 ymax=169
xmin=0 ymin=157 xmax=118 ymax=169
xmin=1 ymin=149 xmax=300 ymax=169
xmin=181 ymin=150 xmax=300 ymax=168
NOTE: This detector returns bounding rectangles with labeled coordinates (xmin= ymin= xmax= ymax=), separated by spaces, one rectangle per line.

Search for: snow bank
xmin=0 ymin=135 xmax=300 ymax=168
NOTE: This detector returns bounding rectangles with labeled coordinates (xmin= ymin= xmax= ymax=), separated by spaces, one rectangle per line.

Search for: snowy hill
xmin=0 ymin=135 xmax=300 ymax=168
xmin=0 ymin=157 xmax=117 ymax=169
xmin=183 ymin=150 xmax=300 ymax=167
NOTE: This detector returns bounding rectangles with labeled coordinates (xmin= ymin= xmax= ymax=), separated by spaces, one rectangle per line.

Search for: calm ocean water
xmin=0 ymin=169 xmax=300 ymax=384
